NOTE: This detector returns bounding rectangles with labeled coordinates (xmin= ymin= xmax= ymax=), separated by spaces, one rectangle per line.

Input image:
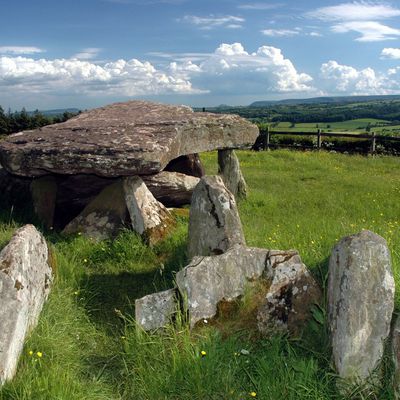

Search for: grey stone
xmin=135 ymin=289 xmax=178 ymax=331
xmin=30 ymin=176 xmax=58 ymax=229
xmin=391 ymin=314 xmax=400 ymax=396
xmin=123 ymin=176 xmax=175 ymax=245
xmin=257 ymin=250 xmax=321 ymax=335
xmin=328 ymin=230 xmax=395 ymax=384
xmin=218 ymin=149 xmax=247 ymax=199
xmin=176 ymin=245 xmax=268 ymax=328
xmin=62 ymin=180 xmax=127 ymax=240
xmin=142 ymin=171 xmax=200 ymax=207
xmin=0 ymin=225 xmax=52 ymax=385
xmin=0 ymin=101 xmax=258 ymax=178
xmin=188 ymin=175 xmax=245 ymax=259
xmin=176 ymin=245 xmax=320 ymax=330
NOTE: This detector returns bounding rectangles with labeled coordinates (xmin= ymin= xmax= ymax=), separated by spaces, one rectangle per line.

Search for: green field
xmin=270 ymin=118 xmax=396 ymax=134
xmin=0 ymin=150 xmax=399 ymax=399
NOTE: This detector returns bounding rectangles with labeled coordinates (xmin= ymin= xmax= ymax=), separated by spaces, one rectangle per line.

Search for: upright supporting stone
xmin=218 ymin=149 xmax=247 ymax=199
xmin=63 ymin=180 xmax=127 ymax=240
xmin=391 ymin=315 xmax=400 ymax=396
xmin=188 ymin=175 xmax=245 ymax=259
xmin=30 ymin=176 xmax=58 ymax=229
xmin=123 ymin=176 xmax=175 ymax=246
xmin=328 ymin=230 xmax=395 ymax=386
xmin=0 ymin=225 xmax=53 ymax=386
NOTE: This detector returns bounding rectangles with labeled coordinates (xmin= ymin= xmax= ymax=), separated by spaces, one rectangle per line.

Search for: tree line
xmin=0 ymin=106 xmax=79 ymax=135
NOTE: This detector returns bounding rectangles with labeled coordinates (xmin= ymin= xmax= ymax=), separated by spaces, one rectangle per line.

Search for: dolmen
xmin=0 ymin=101 xmax=258 ymax=242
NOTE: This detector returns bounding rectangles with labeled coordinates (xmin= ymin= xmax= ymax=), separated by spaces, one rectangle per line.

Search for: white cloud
xmin=261 ymin=29 xmax=300 ymax=37
xmin=0 ymin=56 xmax=201 ymax=97
xmin=320 ymin=60 xmax=400 ymax=94
xmin=308 ymin=1 xmax=400 ymax=42
xmin=71 ymin=48 xmax=102 ymax=60
xmin=309 ymin=32 xmax=323 ymax=37
xmin=170 ymin=43 xmax=315 ymax=94
xmin=181 ymin=15 xmax=245 ymax=30
xmin=381 ymin=47 xmax=400 ymax=59
xmin=0 ymin=46 xmax=44 ymax=55
xmin=331 ymin=21 xmax=400 ymax=41
xmin=307 ymin=2 xmax=400 ymax=21
xmin=237 ymin=3 xmax=282 ymax=10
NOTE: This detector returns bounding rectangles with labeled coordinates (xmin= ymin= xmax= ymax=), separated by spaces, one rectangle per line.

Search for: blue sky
xmin=1 ymin=0 xmax=400 ymax=110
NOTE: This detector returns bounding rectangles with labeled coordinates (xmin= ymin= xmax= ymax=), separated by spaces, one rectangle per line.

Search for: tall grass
xmin=0 ymin=150 xmax=399 ymax=399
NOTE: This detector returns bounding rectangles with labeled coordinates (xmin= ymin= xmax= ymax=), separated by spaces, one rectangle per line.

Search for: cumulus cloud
xmin=381 ymin=47 xmax=400 ymax=59
xmin=308 ymin=1 xmax=400 ymax=42
xmin=0 ymin=56 xmax=201 ymax=96
xmin=180 ymin=15 xmax=245 ymax=30
xmin=320 ymin=60 xmax=400 ymax=94
xmin=0 ymin=43 xmax=316 ymax=103
xmin=261 ymin=28 xmax=300 ymax=37
xmin=0 ymin=46 xmax=44 ymax=55
xmin=170 ymin=43 xmax=314 ymax=94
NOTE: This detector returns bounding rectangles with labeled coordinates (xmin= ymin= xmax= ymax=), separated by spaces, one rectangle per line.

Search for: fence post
xmin=370 ymin=131 xmax=376 ymax=154
xmin=265 ymin=126 xmax=270 ymax=151
xmin=317 ymin=129 xmax=322 ymax=149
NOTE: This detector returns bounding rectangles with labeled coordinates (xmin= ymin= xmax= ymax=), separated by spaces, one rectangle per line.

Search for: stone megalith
xmin=135 ymin=289 xmax=178 ymax=331
xmin=188 ymin=175 xmax=245 ymax=259
xmin=0 ymin=225 xmax=53 ymax=386
xmin=123 ymin=176 xmax=175 ymax=245
xmin=63 ymin=180 xmax=127 ymax=240
xmin=328 ymin=230 xmax=395 ymax=384
xmin=256 ymin=250 xmax=321 ymax=335
xmin=391 ymin=315 xmax=400 ymax=395
xmin=218 ymin=149 xmax=247 ymax=199
xmin=142 ymin=171 xmax=200 ymax=207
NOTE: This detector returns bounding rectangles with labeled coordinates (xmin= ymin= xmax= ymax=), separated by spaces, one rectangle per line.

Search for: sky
xmin=1 ymin=0 xmax=400 ymax=110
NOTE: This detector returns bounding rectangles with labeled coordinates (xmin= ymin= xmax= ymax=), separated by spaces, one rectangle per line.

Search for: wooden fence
xmin=256 ymin=128 xmax=400 ymax=154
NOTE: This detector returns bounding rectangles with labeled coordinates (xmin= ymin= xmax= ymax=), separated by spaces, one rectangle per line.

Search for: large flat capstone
xmin=0 ymin=101 xmax=259 ymax=178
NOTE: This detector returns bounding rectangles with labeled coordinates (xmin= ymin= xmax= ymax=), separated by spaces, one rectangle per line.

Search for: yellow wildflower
xmin=250 ymin=392 xmax=257 ymax=397
xmin=36 ymin=352 xmax=43 ymax=358
xmin=28 ymin=350 xmax=33 ymax=356
xmin=201 ymin=350 xmax=206 ymax=357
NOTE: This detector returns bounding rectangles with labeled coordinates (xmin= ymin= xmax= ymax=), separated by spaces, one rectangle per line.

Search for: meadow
xmin=0 ymin=149 xmax=399 ymax=399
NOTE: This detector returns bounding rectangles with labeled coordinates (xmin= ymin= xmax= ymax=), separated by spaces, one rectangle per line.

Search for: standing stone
xmin=218 ymin=149 xmax=247 ymax=199
xmin=123 ymin=176 xmax=175 ymax=246
xmin=0 ymin=225 xmax=53 ymax=386
xmin=328 ymin=230 xmax=395 ymax=384
xmin=257 ymin=250 xmax=321 ymax=335
xmin=188 ymin=175 xmax=245 ymax=259
xmin=135 ymin=289 xmax=178 ymax=331
xmin=63 ymin=180 xmax=127 ymax=240
xmin=30 ymin=176 xmax=58 ymax=229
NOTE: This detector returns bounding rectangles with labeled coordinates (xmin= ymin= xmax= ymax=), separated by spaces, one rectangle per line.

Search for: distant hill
xmin=27 ymin=108 xmax=80 ymax=116
xmin=250 ymin=95 xmax=400 ymax=107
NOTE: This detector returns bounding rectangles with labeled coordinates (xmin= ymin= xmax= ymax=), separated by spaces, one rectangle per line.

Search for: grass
xmin=0 ymin=149 xmax=400 ymax=399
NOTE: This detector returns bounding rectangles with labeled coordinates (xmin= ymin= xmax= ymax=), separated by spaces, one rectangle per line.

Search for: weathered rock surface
xmin=123 ymin=176 xmax=175 ymax=245
xmin=63 ymin=180 xmax=127 ymax=240
xmin=164 ymin=154 xmax=205 ymax=178
xmin=135 ymin=289 xmax=178 ymax=331
xmin=175 ymin=244 xmax=319 ymax=330
xmin=257 ymin=250 xmax=321 ymax=335
xmin=391 ymin=315 xmax=400 ymax=395
xmin=218 ymin=149 xmax=247 ymax=199
xmin=143 ymin=171 xmax=199 ymax=207
xmin=0 ymin=101 xmax=258 ymax=177
xmin=0 ymin=225 xmax=52 ymax=385
xmin=30 ymin=176 xmax=58 ymax=229
xmin=188 ymin=175 xmax=245 ymax=259
xmin=328 ymin=230 xmax=395 ymax=383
